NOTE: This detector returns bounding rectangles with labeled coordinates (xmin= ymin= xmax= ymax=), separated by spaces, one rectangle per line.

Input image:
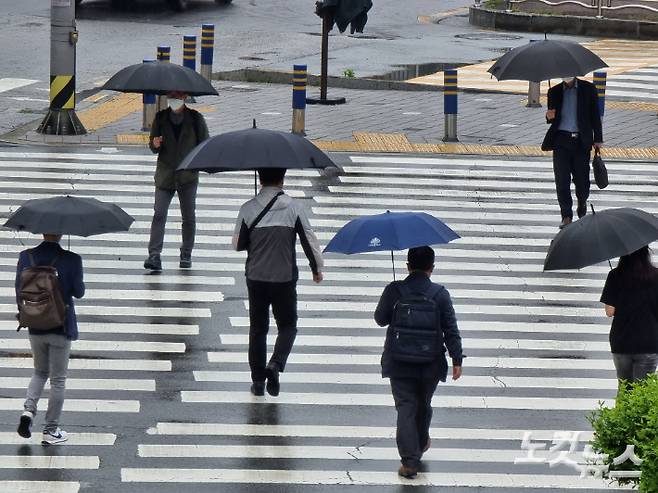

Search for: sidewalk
xmin=5 ymin=79 xmax=658 ymax=159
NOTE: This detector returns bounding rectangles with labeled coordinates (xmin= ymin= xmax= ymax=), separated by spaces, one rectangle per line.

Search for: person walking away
xmin=600 ymin=246 xmax=658 ymax=390
xmin=233 ymin=168 xmax=324 ymax=397
xmin=542 ymin=76 xmax=603 ymax=229
xmin=144 ymin=91 xmax=209 ymax=271
xmin=15 ymin=234 xmax=85 ymax=445
xmin=375 ymin=246 xmax=463 ymax=479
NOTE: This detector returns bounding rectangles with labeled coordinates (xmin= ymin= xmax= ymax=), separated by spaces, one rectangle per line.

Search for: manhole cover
xmin=455 ymin=32 xmax=522 ymax=40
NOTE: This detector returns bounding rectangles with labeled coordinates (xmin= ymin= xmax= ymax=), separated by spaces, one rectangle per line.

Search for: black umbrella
xmin=178 ymin=122 xmax=338 ymax=173
xmin=4 ymin=196 xmax=134 ymax=237
xmin=488 ymin=40 xmax=608 ymax=82
xmin=544 ymin=208 xmax=658 ymax=271
xmin=102 ymin=61 xmax=218 ymax=96
xmin=316 ymin=0 xmax=373 ymax=34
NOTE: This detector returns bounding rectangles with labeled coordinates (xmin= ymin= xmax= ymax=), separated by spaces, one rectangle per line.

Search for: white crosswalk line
xmin=0 ymin=358 xmax=172 ymax=371
xmin=0 ymin=432 xmax=116 ymax=445
xmin=0 ymin=456 xmax=99 ymax=469
xmin=0 ymin=398 xmax=140 ymax=412
xmin=0 ymin=482 xmax=79 ymax=493
xmin=0 ymin=78 xmax=38 ymax=93
xmin=0 ymin=377 xmax=156 ymax=391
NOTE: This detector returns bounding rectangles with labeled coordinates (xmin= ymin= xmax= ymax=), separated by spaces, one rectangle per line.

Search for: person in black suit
xmin=542 ymin=77 xmax=603 ymax=229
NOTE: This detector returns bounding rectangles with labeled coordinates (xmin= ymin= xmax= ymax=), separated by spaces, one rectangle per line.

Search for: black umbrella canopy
xmin=102 ymin=61 xmax=218 ymax=96
xmin=4 ymin=196 xmax=134 ymax=237
xmin=544 ymin=208 xmax=658 ymax=271
xmin=177 ymin=124 xmax=338 ymax=173
xmin=488 ymin=40 xmax=608 ymax=82
xmin=316 ymin=0 xmax=373 ymax=34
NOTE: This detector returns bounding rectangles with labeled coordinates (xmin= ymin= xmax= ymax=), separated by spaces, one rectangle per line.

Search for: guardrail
xmin=474 ymin=0 xmax=658 ymax=17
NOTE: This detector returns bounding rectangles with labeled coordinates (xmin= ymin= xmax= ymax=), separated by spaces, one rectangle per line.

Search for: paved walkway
xmin=5 ymin=79 xmax=658 ymax=158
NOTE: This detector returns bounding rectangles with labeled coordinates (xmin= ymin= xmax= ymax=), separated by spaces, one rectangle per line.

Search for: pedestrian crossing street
xmin=0 ymin=148 xmax=647 ymax=491
xmin=409 ymin=38 xmax=658 ymax=103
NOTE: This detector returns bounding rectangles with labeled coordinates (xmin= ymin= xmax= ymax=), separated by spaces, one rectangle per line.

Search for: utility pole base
xmin=306 ymin=96 xmax=346 ymax=105
xmin=37 ymin=109 xmax=87 ymax=135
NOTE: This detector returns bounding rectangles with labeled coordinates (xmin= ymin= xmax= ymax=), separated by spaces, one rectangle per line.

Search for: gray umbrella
xmin=4 ymin=196 xmax=134 ymax=237
xmin=544 ymin=208 xmax=658 ymax=271
xmin=488 ymin=40 xmax=608 ymax=82
xmin=102 ymin=61 xmax=218 ymax=96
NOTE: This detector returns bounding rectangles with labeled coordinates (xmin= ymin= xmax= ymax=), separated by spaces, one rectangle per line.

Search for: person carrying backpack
xmin=144 ymin=91 xmax=209 ymax=271
xmin=15 ymin=234 xmax=85 ymax=445
xmin=374 ymin=246 xmax=463 ymax=479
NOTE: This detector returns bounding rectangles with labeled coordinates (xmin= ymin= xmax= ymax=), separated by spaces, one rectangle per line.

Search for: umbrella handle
xmin=391 ymin=250 xmax=395 ymax=281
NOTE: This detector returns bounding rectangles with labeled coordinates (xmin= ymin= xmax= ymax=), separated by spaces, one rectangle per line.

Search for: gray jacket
xmin=232 ymin=187 xmax=324 ymax=282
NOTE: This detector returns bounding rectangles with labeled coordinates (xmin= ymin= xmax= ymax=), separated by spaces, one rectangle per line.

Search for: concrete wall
xmin=469 ymin=6 xmax=658 ymax=39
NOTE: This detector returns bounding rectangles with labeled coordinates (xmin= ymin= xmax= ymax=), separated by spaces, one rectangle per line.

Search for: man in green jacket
xmin=144 ymin=91 xmax=209 ymax=271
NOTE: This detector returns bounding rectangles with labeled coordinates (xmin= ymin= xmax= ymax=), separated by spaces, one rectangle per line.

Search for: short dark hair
xmin=258 ymin=168 xmax=286 ymax=185
xmin=407 ymin=246 xmax=435 ymax=271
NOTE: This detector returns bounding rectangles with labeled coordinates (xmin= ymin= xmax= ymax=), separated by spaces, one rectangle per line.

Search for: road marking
xmin=0 ymin=432 xmax=116 ymax=445
xmin=0 ymin=482 xmax=79 ymax=493
xmin=0 ymin=456 xmax=99 ymax=469
xmin=0 ymin=286 xmax=223 ymax=302
xmin=0 ymin=377 xmax=156 ymax=391
xmin=0 ymin=398 xmax=140 ymax=413
xmin=148 ymin=422 xmax=593 ymax=441
xmin=0 ymin=358 xmax=172 ymax=371
xmin=193 ymin=371 xmax=617 ymax=389
xmin=121 ymin=469 xmax=624 ymax=488
xmin=0 ymin=339 xmax=185 ymax=353
xmin=181 ymin=391 xmax=612 ymax=410
xmin=0 ymin=78 xmax=38 ymax=93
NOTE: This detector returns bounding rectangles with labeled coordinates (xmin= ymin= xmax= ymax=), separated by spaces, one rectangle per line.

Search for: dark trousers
xmin=148 ymin=181 xmax=197 ymax=257
xmin=247 ymin=280 xmax=298 ymax=383
xmin=552 ymin=132 xmax=591 ymax=219
xmin=390 ymin=377 xmax=439 ymax=468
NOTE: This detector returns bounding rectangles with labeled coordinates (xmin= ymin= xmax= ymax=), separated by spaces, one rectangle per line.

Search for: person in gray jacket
xmin=233 ymin=168 xmax=324 ymax=397
xmin=144 ymin=91 xmax=209 ymax=271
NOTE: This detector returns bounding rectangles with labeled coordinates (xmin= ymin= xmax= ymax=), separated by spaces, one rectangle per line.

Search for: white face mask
xmin=168 ymin=98 xmax=185 ymax=111
xmin=562 ymin=77 xmax=575 ymax=84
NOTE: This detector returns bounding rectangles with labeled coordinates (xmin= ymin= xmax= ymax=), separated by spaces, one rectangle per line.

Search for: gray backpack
xmin=17 ymin=251 xmax=67 ymax=332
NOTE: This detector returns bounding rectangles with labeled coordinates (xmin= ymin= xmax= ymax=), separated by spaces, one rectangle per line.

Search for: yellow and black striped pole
xmin=37 ymin=0 xmax=86 ymax=135
xmin=292 ymin=65 xmax=307 ymax=135
xmin=200 ymin=24 xmax=214 ymax=81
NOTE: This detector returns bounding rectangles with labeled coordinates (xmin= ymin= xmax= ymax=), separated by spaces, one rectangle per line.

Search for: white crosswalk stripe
xmin=0 ymin=149 xmax=639 ymax=490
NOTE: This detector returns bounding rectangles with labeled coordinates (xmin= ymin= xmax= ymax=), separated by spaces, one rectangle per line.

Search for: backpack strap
xmin=249 ymin=191 xmax=284 ymax=233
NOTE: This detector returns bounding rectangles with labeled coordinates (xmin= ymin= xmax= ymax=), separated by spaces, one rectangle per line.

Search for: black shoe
xmin=250 ymin=382 xmax=265 ymax=396
xmin=265 ymin=364 xmax=280 ymax=397
xmin=179 ymin=255 xmax=192 ymax=269
xmin=17 ymin=410 xmax=34 ymax=439
xmin=398 ymin=465 xmax=418 ymax=479
xmin=144 ymin=255 xmax=162 ymax=271
xmin=558 ymin=217 xmax=572 ymax=229
xmin=577 ymin=202 xmax=587 ymax=218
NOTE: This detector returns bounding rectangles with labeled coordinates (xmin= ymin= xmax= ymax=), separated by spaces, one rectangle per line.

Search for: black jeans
xmin=247 ymin=280 xmax=298 ymax=383
xmin=552 ymin=132 xmax=591 ymax=219
xmin=390 ymin=377 xmax=439 ymax=468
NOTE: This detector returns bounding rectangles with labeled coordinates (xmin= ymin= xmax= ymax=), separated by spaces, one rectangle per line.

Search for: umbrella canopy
xmin=324 ymin=211 xmax=460 ymax=254
xmin=177 ymin=124 xmax=338 ymax=173
xmin=487 ymin=40 xmax=608 ymax=82
xmin=316 ymin=0 xmax=373 ymax=34
xmin=544 ymin=208 xmax=658 ymax=271
xmin=102 ymin=61 xmax=218 ymax=96
xmin=4 ymin=196 xmax=134 ymax=237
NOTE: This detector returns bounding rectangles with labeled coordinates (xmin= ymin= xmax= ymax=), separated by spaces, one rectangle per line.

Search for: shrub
xmin=588 ymin=373 xmax=658 ymax=492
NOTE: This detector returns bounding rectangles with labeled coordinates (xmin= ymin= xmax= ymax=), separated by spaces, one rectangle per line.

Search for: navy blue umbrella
xmin=324 ymin=211 xmax=460 ymax=279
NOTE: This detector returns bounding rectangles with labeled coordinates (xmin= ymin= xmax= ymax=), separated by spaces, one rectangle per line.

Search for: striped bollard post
xmin=200 ymin=24 xmax=215 ymax=81
xmin=593 ymin=71 xmax=606 ymax=118
xmin=142 ymin=59 xmax=157 ymax=131
xmin=292 ymin=65 xmax=307 ymax=135
xmin=156 ymin=45 xmax=171 ymax=112
xmin=443 ymin=69 xmax=459 ymax=142
xmin=183 ymin=35 xmax=197 ymax=72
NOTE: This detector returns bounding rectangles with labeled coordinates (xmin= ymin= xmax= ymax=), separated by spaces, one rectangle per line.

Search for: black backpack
xmin=388 ymin=283 xmax=443 ymax=363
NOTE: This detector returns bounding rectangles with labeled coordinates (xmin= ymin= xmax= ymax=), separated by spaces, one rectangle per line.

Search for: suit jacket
xmin=541 ymin=79 xmax=603 ymax=152
xmin=15 ymin=241 xmax=85 ymax=340
xmin=375 ymin=271 xmax=463 ymax=381
xmin=149 ymin=107 xmax=209 ymax=190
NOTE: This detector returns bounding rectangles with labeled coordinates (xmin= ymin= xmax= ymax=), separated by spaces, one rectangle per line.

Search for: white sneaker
xmin=42 ymin=428 xmax=68 ymax=445
xmin=17 ymin=411 xmax=34 ymax=439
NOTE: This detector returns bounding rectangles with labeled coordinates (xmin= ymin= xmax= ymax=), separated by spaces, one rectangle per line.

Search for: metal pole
xmin=593 ymin=71 xmax=606 ymax=118
xmin=292 ymin=64 xmax=307 ymax=135
xmin=156 ymin=46 xmax=171 ymax=112
xmin=443 ymin=69 xmax=459 ymax=142
xmin=320 ymin=12 xmax=330 ymax=100
xmin=38 ymin=0 xmax=86 ymax=135
xmin=142 ymin=59 xmax=156 ymax=131
xmin=390 ymin=250 xmax=396 ymax=281
xmin=200 ymin=24 xmax=215 ymax=81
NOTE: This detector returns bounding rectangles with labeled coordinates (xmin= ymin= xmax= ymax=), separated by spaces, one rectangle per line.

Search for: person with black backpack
xmin=15 ymin=234 xmax=85 ymax=445
xmin=375 ymin=246 xmax=463 ymax=479
xmin=144 ymin=91 xmax=209 ymax=271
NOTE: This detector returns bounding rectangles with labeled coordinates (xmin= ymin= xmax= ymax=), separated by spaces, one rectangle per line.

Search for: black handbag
xmin=592 ymin=148 xmax=608 ymax=189
xmin=236 ymin=191 xmax=284 ymax=251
